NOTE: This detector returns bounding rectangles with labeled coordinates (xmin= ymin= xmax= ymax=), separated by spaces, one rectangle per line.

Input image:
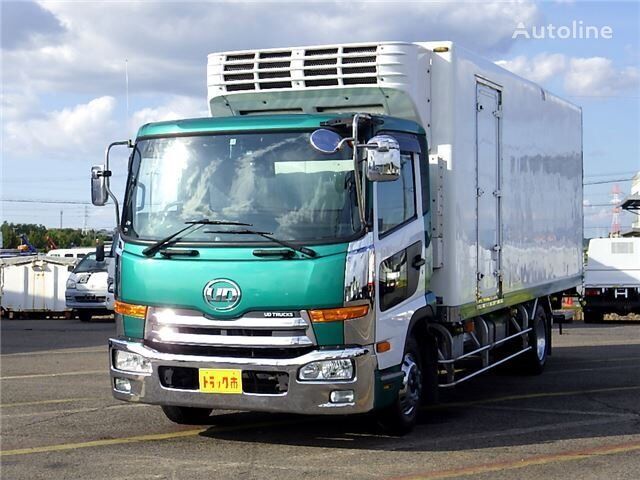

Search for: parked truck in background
xmin=92 ymin=41 xmax=583 ymax=433
xmin=583 ymin=237 xmax=640 ymax=323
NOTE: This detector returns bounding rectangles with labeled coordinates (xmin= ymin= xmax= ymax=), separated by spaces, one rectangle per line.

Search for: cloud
xmin=0 ymin=0 xmax=64 ymax=49
xmin=564 ymin=57 xmax=640 ymax=96
xmin=4 ymin=96 xmax=118 ymax=158
xmin=496 ymin=53 xmax=566 ymax=83
xmin=1 ymin=1 xmax=540 ymax=102
xmin=496 ymin=53 xmax=640 ymax=97
xmin=4 ymin=94 xmax=207 ymax=160
xmin=129 ymin=96 xmax=207 ymax=135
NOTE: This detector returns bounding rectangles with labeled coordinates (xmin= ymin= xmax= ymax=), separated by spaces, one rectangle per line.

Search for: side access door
xmin=373 ymin=136 xmax=428 ymax=370
xmin=475 ymin=81 xmax=503 ymax=301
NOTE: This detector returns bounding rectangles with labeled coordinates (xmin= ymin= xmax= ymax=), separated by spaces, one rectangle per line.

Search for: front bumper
xmin=66 ymin=292 xmax=107 ymax=310
xmin=109 ymin=338 xmax=377 ymax=415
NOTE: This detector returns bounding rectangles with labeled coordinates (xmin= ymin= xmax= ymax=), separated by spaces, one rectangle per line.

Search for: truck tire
xmin=583 ymin=309 xmax=603 ymax=324
xmin=78 ymin=311 xmax=92 ymax=322
xmin=519 ymin=305 xmax=549 ymax=375
xmin=377 ymin=336 xmax=424 ymax=435
xmin=161 ymin=405 xmax=213 ymax=425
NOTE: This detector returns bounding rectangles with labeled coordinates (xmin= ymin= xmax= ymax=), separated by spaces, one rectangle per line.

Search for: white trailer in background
xmin=0 ymin=255 xmax=76 ymax=317
xmin=583 ymin=237 xmax=640 ymax=322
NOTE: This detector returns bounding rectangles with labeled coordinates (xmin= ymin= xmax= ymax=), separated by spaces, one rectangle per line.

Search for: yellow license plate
xmin=198 ymin=369 xmax=242 ymax=394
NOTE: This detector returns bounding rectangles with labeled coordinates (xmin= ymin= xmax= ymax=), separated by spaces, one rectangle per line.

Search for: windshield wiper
xmin=204 ymin=228 xmax=317 ymax=258
xmin=142 ymin=219 xmax=252 ymax=257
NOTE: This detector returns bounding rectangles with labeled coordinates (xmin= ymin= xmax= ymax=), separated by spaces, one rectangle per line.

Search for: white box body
xmin=207 ymin=41 xmax=583 ymax=315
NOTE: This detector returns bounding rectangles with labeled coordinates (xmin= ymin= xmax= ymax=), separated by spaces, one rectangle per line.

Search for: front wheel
xmin=377 ymin=337 xmax=423 ymax=435
xmin=78 ymin=311 xmax=92 ymax=322
xmin=161 ymin=405 xmax=213 ymax=425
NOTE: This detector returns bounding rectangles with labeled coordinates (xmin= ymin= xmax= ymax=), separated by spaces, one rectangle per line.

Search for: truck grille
xmin=145 ymin=307 xmax=315 ymax=359
xmin=72 ymin=295 xmax=106 ymax=303
xmin=213 ymin=43 xmax=380 ymax=93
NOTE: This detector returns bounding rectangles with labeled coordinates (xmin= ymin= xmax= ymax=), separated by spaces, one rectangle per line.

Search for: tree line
xmin=1 ymin=222 xmax=111 ymax=251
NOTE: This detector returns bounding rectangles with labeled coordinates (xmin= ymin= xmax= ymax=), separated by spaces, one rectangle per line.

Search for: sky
xmin=1 ymin=0 xmax=639 ymax=237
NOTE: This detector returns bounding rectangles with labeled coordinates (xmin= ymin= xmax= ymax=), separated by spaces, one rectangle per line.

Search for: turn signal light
xmin=114 ymin=300 xmax=148 ymax=319
xmin=309 ymin=305 xmax=369 ymax=323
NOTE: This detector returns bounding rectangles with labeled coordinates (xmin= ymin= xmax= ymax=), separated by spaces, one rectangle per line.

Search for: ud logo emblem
xmin=203 ymin=279 xmax=241 ymax=312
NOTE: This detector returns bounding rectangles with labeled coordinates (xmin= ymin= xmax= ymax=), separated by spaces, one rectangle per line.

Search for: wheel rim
xmin=535 ymin=315 xmax=547 ymax=361
xmin=399 ymin=352 xmax=422 ymax=416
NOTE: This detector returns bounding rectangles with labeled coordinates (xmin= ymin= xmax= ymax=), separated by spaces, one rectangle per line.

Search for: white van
xmin=65 ymin=252 xmax=111 ymax=321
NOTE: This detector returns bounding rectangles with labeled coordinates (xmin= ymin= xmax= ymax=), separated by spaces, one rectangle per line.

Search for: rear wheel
xmin=161 ymin=405 xmax=213 ymax=425
xmin=519 ymin=305 xmax=549 ymax=375
xmin=78 ymin=311 xmax=92 ymax=322
xmin=377 ymin=337 xmax=423 ymax=435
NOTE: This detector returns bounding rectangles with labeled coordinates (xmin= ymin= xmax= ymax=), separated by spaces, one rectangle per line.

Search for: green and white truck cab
xmin=93 ymin=42 xmax=583 ymax=433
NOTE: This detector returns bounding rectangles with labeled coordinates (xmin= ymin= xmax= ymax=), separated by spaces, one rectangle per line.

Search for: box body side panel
xmin=427 ymin=44 xmax=583 ymax=309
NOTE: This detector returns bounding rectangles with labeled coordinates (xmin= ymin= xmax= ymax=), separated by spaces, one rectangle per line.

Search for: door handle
xmin=412 ymin=256 xmax=426 ymax=269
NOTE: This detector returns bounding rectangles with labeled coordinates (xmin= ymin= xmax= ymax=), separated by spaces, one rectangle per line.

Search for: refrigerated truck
xmin=93 ymin=41 xmax=583 ymax=433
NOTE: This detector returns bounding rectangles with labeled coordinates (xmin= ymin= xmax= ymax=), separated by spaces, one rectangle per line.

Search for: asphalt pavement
xmin=1 ymin=317 xmax=639 ymax=480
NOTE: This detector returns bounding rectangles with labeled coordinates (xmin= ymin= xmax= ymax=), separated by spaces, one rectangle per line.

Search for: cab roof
xmin=136 ymin=114 xmax=425 ymax=139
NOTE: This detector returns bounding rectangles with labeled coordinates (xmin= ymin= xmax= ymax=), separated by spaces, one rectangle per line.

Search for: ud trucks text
xmin=92 ymin=41 xmax=583 ymax=433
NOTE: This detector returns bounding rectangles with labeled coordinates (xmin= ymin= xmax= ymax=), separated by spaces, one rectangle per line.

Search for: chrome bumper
xmin=109 ymin=338 xmax=377 ymax=415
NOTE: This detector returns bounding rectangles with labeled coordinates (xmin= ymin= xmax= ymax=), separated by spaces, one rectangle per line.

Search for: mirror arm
xmin=351 ymin=113 xmax=370 ymax=231
xmin=103 ymin=140 xmax=132 ymax=226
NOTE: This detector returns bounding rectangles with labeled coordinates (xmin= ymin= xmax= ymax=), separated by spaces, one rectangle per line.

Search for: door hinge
xmin=493 ymin=189 xmax=502 ymax=197
xmin=493 ymin=107 xmax=502 ymax=118
xmin=476 ymin=103 xmax=484 ymax=112
xmin=477 ymin=187 xmax=484 ymax=197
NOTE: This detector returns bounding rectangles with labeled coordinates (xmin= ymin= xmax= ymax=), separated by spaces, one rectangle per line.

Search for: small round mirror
xmin=310 ymin=129 xmax=342 ymax=154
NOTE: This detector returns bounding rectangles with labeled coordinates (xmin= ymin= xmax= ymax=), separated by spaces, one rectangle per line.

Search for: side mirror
xmin=96 ymin=244 xmax=105 ymax=262
xmin=91 ymin=165 xmax=108 ymax=206
xmin=365 ymin=135 xmax=401 ymax=182
xmin=309 ymin=129 xmax=343 ymax=154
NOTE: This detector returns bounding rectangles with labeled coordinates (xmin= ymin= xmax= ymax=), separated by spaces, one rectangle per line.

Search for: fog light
xmin=113 ymin=350 xmax=152 ymax=373
xmin=330 ymin=390 xmax=355 ymax=404
xmin=114 ymin=377 xmax=132 ymax=393
xmin=298 ymin=359 xmax=354 ymax=381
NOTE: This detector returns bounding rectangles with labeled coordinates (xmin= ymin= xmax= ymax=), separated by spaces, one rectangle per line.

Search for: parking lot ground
xmin=1 ymin=318 xmax=639 ymax=480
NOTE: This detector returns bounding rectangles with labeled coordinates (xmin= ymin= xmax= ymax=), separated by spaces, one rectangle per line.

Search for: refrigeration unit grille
xmin=216 ymin=44 xmax=380 ymax=92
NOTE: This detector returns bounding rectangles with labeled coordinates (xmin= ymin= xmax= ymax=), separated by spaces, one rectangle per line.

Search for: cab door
xmin=373 ymin=142 xmax=427 ymax=370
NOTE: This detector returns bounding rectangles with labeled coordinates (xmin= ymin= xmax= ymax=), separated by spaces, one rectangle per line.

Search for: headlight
xmin=298 ymin=359 xmax=354 ymax=381
xmin=113 ymin=350 xmax=152 ymax=373
xmin=66 ymin=279 xmax=77 ymax=289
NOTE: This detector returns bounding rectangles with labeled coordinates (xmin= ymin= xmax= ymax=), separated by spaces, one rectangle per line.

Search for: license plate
xmin=198 ymin=369 xmax=242 ymax=394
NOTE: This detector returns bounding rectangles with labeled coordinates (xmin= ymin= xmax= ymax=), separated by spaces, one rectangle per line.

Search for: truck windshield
xmin=123 ymin=131 xmax=361 ymax=244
